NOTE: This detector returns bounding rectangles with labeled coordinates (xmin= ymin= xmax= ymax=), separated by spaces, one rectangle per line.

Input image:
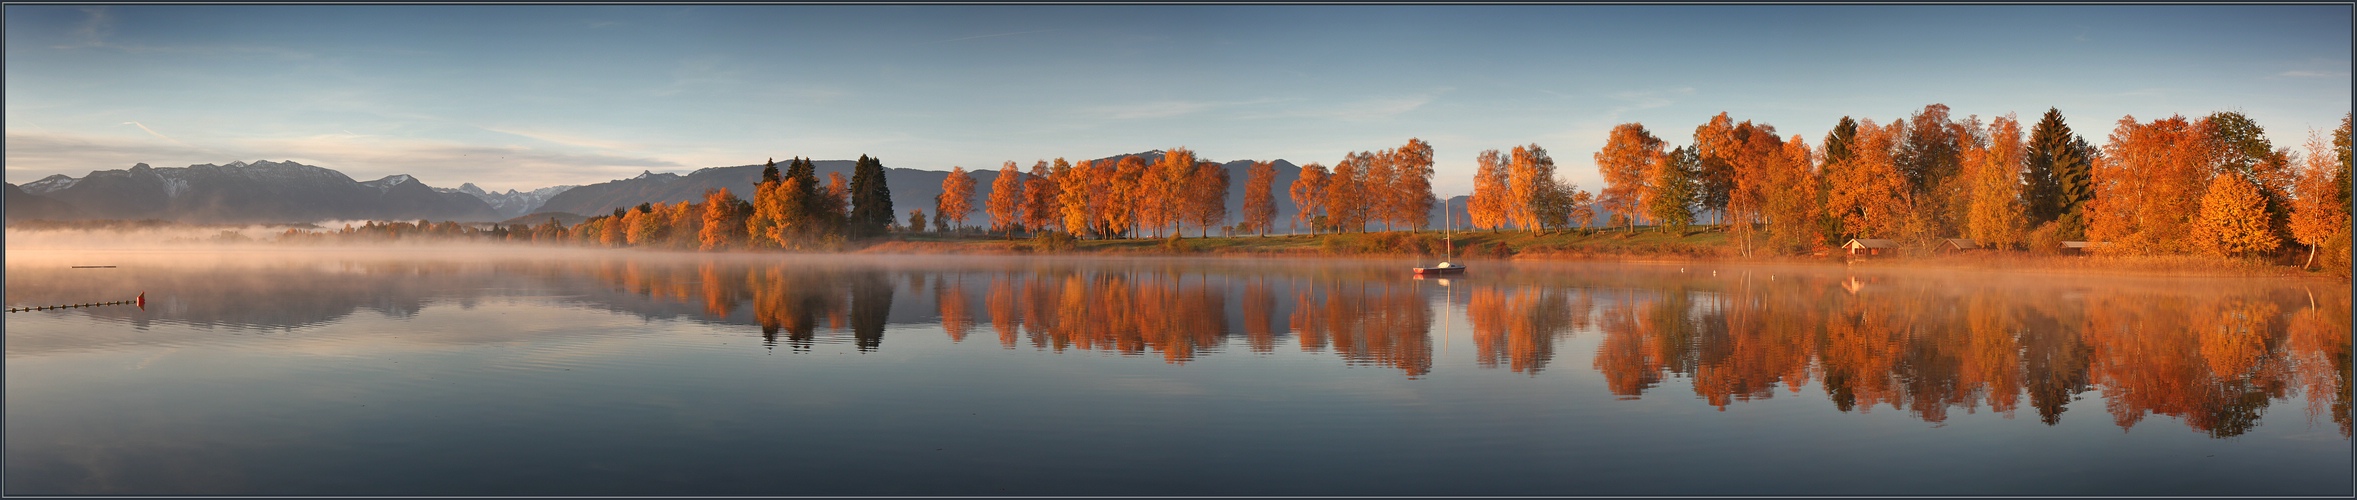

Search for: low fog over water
xmin=5 ymin=240 xmax=2348 ymax=495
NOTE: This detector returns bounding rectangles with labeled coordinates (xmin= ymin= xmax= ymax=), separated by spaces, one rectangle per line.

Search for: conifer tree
xmin=848 ymin=155 xmax=894 ymax=237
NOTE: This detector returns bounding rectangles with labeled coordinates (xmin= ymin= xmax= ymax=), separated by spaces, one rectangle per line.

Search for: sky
xmin=6 ymin=4 xmax=2350 ymax=195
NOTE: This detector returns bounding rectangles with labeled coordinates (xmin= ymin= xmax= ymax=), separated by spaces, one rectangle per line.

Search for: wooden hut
xmin=2060 ymin=241 xmax=2107 ymax=255
xmin=1843 ymin=238 xmax=1900 ymax=256
xmin=1937 ymin=238 xmax=1980 ymax=253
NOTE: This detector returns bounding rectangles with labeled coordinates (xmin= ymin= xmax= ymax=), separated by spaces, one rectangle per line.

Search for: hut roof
xmin=1941 ymin=238 xmax=1979 ymax=250
xmin=1844 ymin=238 xmax=1900 ymax=249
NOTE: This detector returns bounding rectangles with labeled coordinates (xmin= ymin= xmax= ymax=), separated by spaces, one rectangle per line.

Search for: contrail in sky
xmin=123 ymin=121 xmax=188 ymax=146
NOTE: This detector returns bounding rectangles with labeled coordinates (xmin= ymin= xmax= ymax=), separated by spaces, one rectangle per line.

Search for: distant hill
xmin=435 ymin=183 xmax=577 ymax=220
xmin=4 ymin=182 xmax=82 ymax=221
xmin=533 ymin=160 xmax=1019 ymax=226
xmin=13 ymin=160 xmax=501 ymax=223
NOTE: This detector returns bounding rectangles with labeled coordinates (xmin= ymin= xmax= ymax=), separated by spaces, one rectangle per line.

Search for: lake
xmin=5 ymin=247 xmax=2349 ymax=495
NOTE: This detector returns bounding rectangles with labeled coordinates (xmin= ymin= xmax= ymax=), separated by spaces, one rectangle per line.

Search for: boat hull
xmin=1412 ymin=267 xmax=1466 ymax=275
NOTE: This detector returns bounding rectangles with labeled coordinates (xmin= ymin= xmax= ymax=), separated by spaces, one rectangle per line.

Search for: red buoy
xmin=136 ymin=292 xmax=146 ymax=310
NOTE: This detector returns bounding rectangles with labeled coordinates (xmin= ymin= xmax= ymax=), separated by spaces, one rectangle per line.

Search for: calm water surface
xmin=5 ymin=247 xmax=2349 ymax=495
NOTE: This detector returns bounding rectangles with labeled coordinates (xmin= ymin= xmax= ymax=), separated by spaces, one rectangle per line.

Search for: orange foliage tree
xmin=1026 ymin=160 xmax=1066 ymax=234
xmin=1966 ymin=115 xmax=2029 ymax=249
xmin=1596 ymin=123 xmax=1666 ymax=232
xmin=987 ymin=161 xmax=1025 ymax=236
xmin=1392 ymin=138 xmax=1438 ymax=231
xmin=2087 ymin=115 xmax=2212 ymax=255
xmin=1469 ymin=149 xmax=1510 ymax=231
xmin=1292 ymin=162 xmax=1330 ymax=234
xmin=1326 ymin=155 xmax=1367 ymax=232
xmin=2193 ymin=172 xmax=2280 ymax=258
xmin=1242 ymin=160 xmax=1278 ymax=236
xmin=1825 ymin=119 xmax=1912 ymax=240
xmin=1505 ymin=144 xmax=1557 ymax=234
xmin=937 ymin=166 xmax=976 ymax=231
xmin=2291 ymin=132 xmax=2351 ymax=270
xmin=1187 ymin=161 xmax=1230 ymax=237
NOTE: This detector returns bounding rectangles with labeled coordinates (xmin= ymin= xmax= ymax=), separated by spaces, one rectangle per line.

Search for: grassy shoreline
xmin=857 ymin=229 xmax=2350 ymax=280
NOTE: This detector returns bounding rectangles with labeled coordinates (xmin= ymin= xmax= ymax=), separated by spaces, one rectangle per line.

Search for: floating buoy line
xmin=9 ymin=293 xmax=144 ymax=313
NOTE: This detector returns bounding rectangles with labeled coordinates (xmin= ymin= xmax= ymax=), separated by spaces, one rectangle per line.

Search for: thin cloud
xmin=1097 ymin=100 xmax=1219 ymax=120
xmin=922 ymin=29 xmax=1054 ymax=45
xmin=2277 ymin=70 xmax=2348 ymax=78
xmin=483 ymin=127 xmax=642 ymax=152
xmin=1239 ymin=91 xmax=1445 ymax=122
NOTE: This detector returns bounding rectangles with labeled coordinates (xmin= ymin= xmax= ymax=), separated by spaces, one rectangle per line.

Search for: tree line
xmin=1513 ymin=106 xmax=2349 ymax=268
xmin=275 ymin=106 xmax=2352 ymax=270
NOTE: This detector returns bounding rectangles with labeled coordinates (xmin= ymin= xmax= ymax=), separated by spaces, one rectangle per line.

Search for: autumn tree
xmin=938 ymin=166 xmax=976 ymax=231
xmin=2291 ymin=131 xmax=2351 ymax=270
xmin=847 ymin=155 xmax=894 ymax=237
xmin=1362 ymin=150 xmax=1398 ymax=231
xmin=2204 ymin=111 xmax=2297 ymax=245
xmin=781 ymin=157 xmax=836 ymax=240
xmin=1243 ymin=160 xmax=1278 ymax=236
xmin=1188 ymin=161 xmax=1230 ymax=237
xmin=1106 ymin=156 xmax=1150 ymax=238
xmin=1059 ymin=160 xmax=1098 ymax=238
xmin=1692 ymin=113 xmax=1739 ymax=225
xmin=1596 ymin=123 xmax=1666 ymax=232
xmin=700 ymin=188 xmax=746 ymax=250
xmin=1647 ymin=146 xmax=1699 ymax=234
xmin=1827 ymin=119 xmax=1913 ymax=239
xmin=1966 ymin=115 xmax=2028 ymax=249
xmin=1761 ymin=134 xmax=1822 ymax=253
xmin=907 ymin=209 xmax=927 ymax=233
xmin=1567 ymin=188 xmax=1597 ymax=232
xmin=1469 ymin=149 xmax=1511 ymax=231
xmin=988 ymin=161 xmax=1026 ymax=236
xmin=1327 ymin=155 xmax=1367 ymax=233
xmin=1506 ymin=144 xmax=1558 ymax=234
xmin=2087 ymin=115 xmax=2211 ymax=255
xmin=1897 ymin=104 xmax=1969 ymax=236
xmin=1392 ymin=138 xmax=1437 ymax=231
xmin=1292 ymin=162 xmax=1330 ymax=235
xmin=1142 ymin=148 xmax=1200 ymax=238
xmin=747 ymin=177 xmax=803 ymax=248
xmin=1024 ymin=160 xmax=1063 ymax=234
xmin=2193 ymin=173 xmax=2279 ymax=258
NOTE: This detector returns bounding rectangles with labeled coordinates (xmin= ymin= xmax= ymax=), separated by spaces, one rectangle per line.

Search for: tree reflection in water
xmin=545 ymin=258 xmax=2350 ymax=437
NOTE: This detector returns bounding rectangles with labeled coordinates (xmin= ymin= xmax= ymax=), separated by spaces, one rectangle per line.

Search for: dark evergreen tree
xmin=1816 ymin=116 xmax=1859 ymax=243
xmin=784 ymin=157 xmax=832 ymax=237
xmin=848 ymin=155 xmax=895 ymax=237
xmin=2025 ymin=108 xmax=2092 ymax=236
xmin=761 ymin=157 xmax=781 ymax=185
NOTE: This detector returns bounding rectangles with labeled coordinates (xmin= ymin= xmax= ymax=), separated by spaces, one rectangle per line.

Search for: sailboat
xmin=1414 ymin=198 xmax=1466 ymax=275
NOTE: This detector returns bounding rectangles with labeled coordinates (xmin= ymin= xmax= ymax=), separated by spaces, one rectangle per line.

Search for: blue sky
xmin=7 ymin=5 xmax=2349 ymax=194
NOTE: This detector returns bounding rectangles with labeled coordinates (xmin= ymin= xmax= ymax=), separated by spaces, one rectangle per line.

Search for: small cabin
xmin=1843 ymin=238 xmax=1900 ymax=256
xmin=2060 ymin=241 xmax=2107 ymax=255
xmin=1937 ymin=238 xmax=1980 ymax=253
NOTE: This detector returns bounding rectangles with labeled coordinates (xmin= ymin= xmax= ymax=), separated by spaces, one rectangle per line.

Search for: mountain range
xmin=6 ymin=156 xmax=1496 ymax=230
